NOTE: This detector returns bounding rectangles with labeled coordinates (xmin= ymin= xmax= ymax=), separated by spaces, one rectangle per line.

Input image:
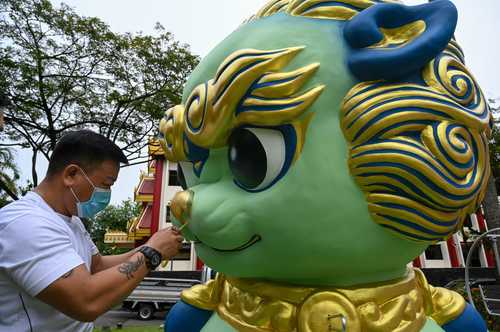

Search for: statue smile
xmin=196 ymin=235 xmax=262 ymax=253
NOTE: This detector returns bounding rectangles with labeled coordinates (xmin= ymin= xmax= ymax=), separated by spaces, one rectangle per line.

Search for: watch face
xmin=151 ymin=254 xmax=161 ymax=266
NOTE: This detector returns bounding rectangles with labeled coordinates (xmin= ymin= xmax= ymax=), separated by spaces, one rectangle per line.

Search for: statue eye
xmin=228 ymin=127 xmax=287 ymax=192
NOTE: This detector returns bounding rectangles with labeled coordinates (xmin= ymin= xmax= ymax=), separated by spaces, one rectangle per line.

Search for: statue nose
xmin=171 ymin=190 xmax=194 ymax=224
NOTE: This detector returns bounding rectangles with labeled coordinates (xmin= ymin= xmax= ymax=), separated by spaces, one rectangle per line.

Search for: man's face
xmin=62 ymin=159 xmax=119 ymax=217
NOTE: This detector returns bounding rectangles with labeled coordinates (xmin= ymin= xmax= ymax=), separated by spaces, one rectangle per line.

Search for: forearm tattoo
xmin=118 ymin=255 xmax=145 ymax=280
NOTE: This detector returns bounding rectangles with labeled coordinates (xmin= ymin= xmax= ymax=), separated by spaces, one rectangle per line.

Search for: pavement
xmin=95 ymin=309 xmax=167 ymax=329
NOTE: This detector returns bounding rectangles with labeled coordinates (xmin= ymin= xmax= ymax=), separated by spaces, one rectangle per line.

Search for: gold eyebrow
xmin=159 ymin=46 xmax=325 ymax=162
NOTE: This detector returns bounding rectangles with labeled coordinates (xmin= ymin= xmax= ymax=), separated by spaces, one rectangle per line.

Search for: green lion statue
xmin=160 ymin=0 xmax=491 ymax=331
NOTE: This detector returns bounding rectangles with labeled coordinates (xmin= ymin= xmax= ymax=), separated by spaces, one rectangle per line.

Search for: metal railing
xmin=478 ymin=285 xmax=500 ymax=316
xmin=465 ymin=228 xmax=500 ymax=309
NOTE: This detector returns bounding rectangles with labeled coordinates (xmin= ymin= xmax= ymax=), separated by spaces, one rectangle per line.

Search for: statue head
xmin=159 ymin=0 xmax=490 ymax=286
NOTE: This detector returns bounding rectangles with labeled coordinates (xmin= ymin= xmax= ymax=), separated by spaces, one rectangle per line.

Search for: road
xmin=95 ymin=309 xmax=167 ymax=328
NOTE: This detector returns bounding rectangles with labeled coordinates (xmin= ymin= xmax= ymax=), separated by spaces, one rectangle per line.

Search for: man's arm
xmin=38 ymin=252 xmax=148 ymax=322
xmin=37 ymin=228 xmax=182 ymax=322
xmin=91 ymin=246 xmax=144 ymax=274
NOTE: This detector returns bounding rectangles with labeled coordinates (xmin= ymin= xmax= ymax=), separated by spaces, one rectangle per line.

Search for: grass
xmin=93 ymin=327 xmax=162 ymax=332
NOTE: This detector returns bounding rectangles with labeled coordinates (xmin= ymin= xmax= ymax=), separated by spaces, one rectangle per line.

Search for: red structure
xmin=105 ymin=139 xmax=201 ymax=271
xmin=411 ymin=208 xmax=495 ymax=269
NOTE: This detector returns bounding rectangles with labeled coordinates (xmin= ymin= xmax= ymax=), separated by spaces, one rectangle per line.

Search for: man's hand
xmin=145 ymin=227 xmax=184 ymax=259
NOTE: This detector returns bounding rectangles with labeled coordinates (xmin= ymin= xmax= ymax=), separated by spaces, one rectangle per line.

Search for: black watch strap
xmin=139 ymin=246 xmax=162 ymax=270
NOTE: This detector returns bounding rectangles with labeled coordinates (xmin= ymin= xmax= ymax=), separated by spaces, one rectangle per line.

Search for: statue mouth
xmin=194 ymin=235 xmax=262 ymax=252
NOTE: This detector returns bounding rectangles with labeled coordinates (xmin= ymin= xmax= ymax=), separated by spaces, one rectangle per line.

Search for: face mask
xmin=70 ymin=167 xmax=111 ymax=219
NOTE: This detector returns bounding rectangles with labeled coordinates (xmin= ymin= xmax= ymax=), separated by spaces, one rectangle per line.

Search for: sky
xmin=14 ymin=0 xmax=500 ymax=204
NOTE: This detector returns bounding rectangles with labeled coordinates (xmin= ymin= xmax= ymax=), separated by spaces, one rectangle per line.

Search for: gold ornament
xmin=250 ymin=0 xmax=402 ymax=22
xmin=368 ymin=21 xmax=426 ymax=49
xmin=181 ymin=269 xmax=465 ymax=332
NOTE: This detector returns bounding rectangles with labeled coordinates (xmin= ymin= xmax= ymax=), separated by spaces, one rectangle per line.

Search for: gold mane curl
xmin=249 ymin=0 xmax=401 ymax=22
xmin=340 ymin=41 xmax=491 ymax=242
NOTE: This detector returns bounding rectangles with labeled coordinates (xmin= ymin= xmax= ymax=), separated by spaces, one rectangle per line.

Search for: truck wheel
xmin=138 ymin=303 xmax=155 ymax=320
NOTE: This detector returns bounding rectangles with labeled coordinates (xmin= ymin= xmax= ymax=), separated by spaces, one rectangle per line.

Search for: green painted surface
xmin=200 ymin=313 xmax=236 ymax=332
xmin=422 ymin=318 xmax=446 ymax=332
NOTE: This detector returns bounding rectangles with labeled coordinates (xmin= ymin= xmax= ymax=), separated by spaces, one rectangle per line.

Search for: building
xmin=412 ymin=207 xmax=495 ymax=269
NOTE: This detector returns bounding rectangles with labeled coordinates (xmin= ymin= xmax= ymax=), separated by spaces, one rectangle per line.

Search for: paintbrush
xmin=178 ymin=222 xmax=189 ymax=232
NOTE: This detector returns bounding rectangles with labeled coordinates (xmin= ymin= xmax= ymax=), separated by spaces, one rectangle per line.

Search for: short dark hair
xmin=47 ymin=130 xmax=128 ymax=176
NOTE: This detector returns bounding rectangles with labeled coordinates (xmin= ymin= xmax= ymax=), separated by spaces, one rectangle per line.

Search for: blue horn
xmin=344 ymin=0 xmax=458 ymax=81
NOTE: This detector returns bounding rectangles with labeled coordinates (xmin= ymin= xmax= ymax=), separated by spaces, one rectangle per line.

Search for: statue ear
xmin=344 ymin=0 xmax=457 ymax=81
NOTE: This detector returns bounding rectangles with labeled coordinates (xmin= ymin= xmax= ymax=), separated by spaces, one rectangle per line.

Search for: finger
xmin=170 ymin=228 xmax=181 ymax=235
xmin=167 ymin=227 xmax=180 ymax=234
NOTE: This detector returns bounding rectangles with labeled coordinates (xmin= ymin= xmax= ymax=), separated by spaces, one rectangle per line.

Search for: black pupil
xmin=228 ymin=128 xmax=267 ymax=189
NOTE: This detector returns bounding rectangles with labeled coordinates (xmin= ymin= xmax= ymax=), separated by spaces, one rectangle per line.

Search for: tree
xmin=489 ymin=97 xmax=500 ymax=187
xmin=88 ymin=200 xmax=141 ymax=255
xmin=0 ymin=90 xmax=19 ymax=206
xmin=0 ymin=0 xmax=199 ymax=185
xmin=0 ymin=146 xmax=19 ymax=207
xmin=483 ymin=97 xmax=500 ymax=237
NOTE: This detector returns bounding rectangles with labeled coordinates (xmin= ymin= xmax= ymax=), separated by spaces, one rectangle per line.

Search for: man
xmin=0 ymin=130 xmax=183 ymax=331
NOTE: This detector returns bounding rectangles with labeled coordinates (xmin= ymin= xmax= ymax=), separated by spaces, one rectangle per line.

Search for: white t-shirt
xmin=0 ymin=192 xmax=99 ymax=332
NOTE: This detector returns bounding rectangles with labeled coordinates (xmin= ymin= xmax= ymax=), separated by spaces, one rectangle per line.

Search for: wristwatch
xmin=139 ymin=246 xmax=162 ymax=270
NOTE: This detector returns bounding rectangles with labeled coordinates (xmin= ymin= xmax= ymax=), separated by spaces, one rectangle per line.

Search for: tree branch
xmin=120 ymin=121 xmax=155 ymax=152
xmin=19 ymin=8 xmax=57 ymax=149
xmin=4 ymin=115 xmax=46 ymax=132
xmin=55 ymin=120 xmax=120 ymax=133
xmin=0 ymin=177 xmax=18 ymax=201
xmin=31 ymin=147 xmax=38 ymax=186
xmin=111 ymin=106 xmax=138 ymax=142
xmin=123 ymin=140 xmax=150 ymax=159
xmin=121 ymin=158 xmax=151 ymax=168
xmin=0 ymin=142 xmax=25 ymax=147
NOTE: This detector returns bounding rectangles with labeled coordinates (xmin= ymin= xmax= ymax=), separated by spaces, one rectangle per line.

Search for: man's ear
xmin=62 ymin=164 xmax=79 ymax=187
xmin=344 ymin=0 xmax=458 ymax=81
